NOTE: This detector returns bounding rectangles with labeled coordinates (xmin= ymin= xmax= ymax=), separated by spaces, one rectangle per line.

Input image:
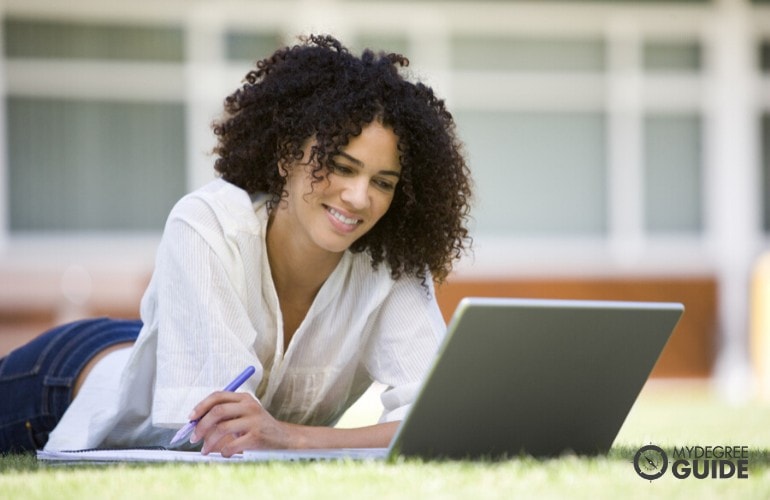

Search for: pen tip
xmin=169 ymin=423 xmax=194 ymax=448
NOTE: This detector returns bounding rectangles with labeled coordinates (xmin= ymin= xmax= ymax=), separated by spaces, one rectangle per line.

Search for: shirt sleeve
xmin=362 ymin=275 xmax=446 ymax=423
xmin=149 ymin=195 xmax=265 ymax=428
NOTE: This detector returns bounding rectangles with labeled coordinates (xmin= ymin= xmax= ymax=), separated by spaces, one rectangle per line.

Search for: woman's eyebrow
xmin=336 ymin=151 xmax=401 ymax=178
xmin=336 ymin=151 xmax=364 ymax=167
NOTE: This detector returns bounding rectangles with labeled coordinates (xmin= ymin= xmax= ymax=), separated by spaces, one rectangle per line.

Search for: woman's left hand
xmin=188 ymin=391 xmax=296 ymax=457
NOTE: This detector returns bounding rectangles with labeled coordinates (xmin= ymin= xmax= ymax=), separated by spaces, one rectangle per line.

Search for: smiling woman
xmin=0 ymin=34 xmax=473 ymax=457
xmin=268 ymin=122 xmax=404 ymax=349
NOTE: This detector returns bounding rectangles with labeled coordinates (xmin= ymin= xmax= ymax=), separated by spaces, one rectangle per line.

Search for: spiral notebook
xmin=37 ymin=297 xmax=683 ymax=463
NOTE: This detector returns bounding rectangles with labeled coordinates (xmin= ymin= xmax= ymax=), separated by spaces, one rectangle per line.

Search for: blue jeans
xmin=0 ymin=318 xmax=141 ymax=453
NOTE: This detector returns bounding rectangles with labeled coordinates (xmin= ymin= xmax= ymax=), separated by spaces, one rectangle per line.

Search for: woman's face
xmin=275 ymin=121 xmax=402 ymax=255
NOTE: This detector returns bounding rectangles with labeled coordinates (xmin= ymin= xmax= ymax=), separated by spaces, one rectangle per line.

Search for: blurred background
xmin=0 ymin=0 xmax=768 ymax=402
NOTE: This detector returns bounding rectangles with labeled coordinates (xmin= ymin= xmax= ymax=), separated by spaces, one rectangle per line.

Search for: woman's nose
xmin=339 ymin=177 xmax=370 ymax=210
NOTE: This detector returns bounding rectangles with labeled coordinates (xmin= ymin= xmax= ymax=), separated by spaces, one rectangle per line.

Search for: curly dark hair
xmin=212 ymin=34 xmax=472 ymax=283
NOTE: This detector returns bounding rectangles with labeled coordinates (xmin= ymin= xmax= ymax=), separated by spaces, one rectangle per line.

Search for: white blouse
xmin=46 ymin=178 xmax=445 ymax=450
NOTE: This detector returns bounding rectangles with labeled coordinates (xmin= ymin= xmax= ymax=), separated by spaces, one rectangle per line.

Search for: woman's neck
xmin=265 ymin=214 xmax=343 ymax=306
xmin=266 ymin=213 xmax=344 ymax=347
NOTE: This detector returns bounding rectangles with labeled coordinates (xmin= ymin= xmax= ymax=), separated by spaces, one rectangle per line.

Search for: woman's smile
xmin=325 ymin=205 xmax=363 ymax=233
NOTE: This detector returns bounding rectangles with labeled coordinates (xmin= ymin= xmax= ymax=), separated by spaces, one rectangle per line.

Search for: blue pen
xmin=169 ymin=365 xmax=257 ymax=447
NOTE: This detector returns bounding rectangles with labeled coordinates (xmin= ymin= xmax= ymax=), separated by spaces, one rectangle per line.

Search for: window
xmin=644 ymin=114 xmax=703 ymax=233
xmin=643 ymin=40 xmax=701 ymax=72
xmin=763 ymin=114 xmax=770 ymax=233
xmin=760 ymin=40 xmax=770 ymax=72
xmin=8 ymin=98 xmax=186 ymax=231
xmin=225 ymin=31 xmax=283 ymax=62
xmin=4 ymin=18 xmax=186 ymax=233
xmin=451 ymin=35 xmax=605 ymax=72
xmin=455 ymin=111 xmax=607 ymax=235
xmin=4 ymin=19 xmax=183 ymax=61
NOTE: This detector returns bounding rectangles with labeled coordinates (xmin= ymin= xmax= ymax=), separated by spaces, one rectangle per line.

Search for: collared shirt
xmin=46 ymin=178 xmax=445 ymax=450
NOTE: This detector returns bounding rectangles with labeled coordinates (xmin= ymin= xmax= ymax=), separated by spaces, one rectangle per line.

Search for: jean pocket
xmin=0 ymin=348 xmax=43 ymax=382
xmin=0 ymin=325 xmax=67 ymax=381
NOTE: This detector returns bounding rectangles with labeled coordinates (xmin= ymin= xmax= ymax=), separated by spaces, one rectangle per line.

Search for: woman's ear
xmin=277 ymin=136 xmax=317 ymax=178
xmin=277 ymin=159 xmax=291 ymax=178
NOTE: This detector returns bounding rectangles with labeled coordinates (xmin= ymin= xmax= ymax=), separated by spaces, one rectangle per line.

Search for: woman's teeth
xmin=329 ymin=207 xmax=360 ymax=225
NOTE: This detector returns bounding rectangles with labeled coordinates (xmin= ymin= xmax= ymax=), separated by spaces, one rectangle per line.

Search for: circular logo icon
xmin=634 ymin=444 xmax=668 ymax=481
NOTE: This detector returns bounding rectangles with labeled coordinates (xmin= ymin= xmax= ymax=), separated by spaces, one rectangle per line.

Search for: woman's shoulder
xmin=174 ymin=178 xmax=264 ymax=213
xmin=167 ymin=178 xmax=268 ymax=233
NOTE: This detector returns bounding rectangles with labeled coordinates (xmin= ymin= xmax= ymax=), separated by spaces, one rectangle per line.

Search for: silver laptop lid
xmin=389 ymin=297 xmax=684 ymax=459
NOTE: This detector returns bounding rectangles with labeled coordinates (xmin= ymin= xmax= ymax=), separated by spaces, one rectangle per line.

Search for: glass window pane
xmin=760 ymin=40 xmax=770 ymax=73
xmin=761 ymin=113 xmax=770 ymax=233
xmin=455 ymin=111 xmax=607 ymax=236
xmin=644 ymin=114 xmax=703 ymax=234
xmin=4 ymin=19 xmax=183 ymax=62
xmin=451 ymin=35 xmax=605 ymax=72
xmin=643 ymin=40 xmax=701 ymax=71
xmin=8 ymin=98 xmax=186 ymax=231
xmin=225 ymin=31 xmax=283 ymax=62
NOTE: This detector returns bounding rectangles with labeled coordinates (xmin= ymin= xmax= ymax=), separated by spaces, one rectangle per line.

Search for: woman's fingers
xmin=191 ymin=392 xmax=271 ymax=454
xmin=188 ymin=390 xmax=244 ymax=422
xmin=189 ymin=393 xmax=248 ymax=441
xmin=222 ymin=409 xmax=292 ymax=454
xmin=197 ymin=402 xmax=252 ymax=451
xmin=201 ymin=430 xmax=237 ymax=457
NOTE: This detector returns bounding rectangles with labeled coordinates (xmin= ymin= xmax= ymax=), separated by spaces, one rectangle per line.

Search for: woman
xmin=0 ymin=34 xmax=472 ymax=456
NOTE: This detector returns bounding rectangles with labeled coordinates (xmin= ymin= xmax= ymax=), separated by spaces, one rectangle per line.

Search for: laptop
xmin=38 ymin=297 xmax=683 ymax=464
xmin=242 ymin=297 xmax=683 ymax=462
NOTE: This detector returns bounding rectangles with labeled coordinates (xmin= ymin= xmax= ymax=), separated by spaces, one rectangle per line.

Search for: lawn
xmin=1 ymin=381 xmax=768 ymax=500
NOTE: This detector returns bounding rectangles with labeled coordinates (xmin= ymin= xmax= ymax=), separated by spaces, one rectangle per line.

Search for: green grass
xmin=2 ymin=382 xmax=769 ymax=499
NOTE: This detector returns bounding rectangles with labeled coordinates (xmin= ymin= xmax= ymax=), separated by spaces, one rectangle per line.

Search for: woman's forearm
xmin=286 ymin=421 xmax=400 ymax=449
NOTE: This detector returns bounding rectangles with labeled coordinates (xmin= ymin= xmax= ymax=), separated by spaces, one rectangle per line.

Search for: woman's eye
xmin=374 ymin=178 xmax=396 ymax=191
xmin=330 ymin=163 xmax=353 ymax=175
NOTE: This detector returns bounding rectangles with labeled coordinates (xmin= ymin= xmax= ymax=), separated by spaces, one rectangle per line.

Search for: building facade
xmin=0 ymin=0 xmax=768 ymax=393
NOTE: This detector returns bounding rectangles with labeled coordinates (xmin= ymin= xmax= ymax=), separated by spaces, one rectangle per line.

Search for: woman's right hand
xmin=188 ymin=391 xmax=300 ymax=457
